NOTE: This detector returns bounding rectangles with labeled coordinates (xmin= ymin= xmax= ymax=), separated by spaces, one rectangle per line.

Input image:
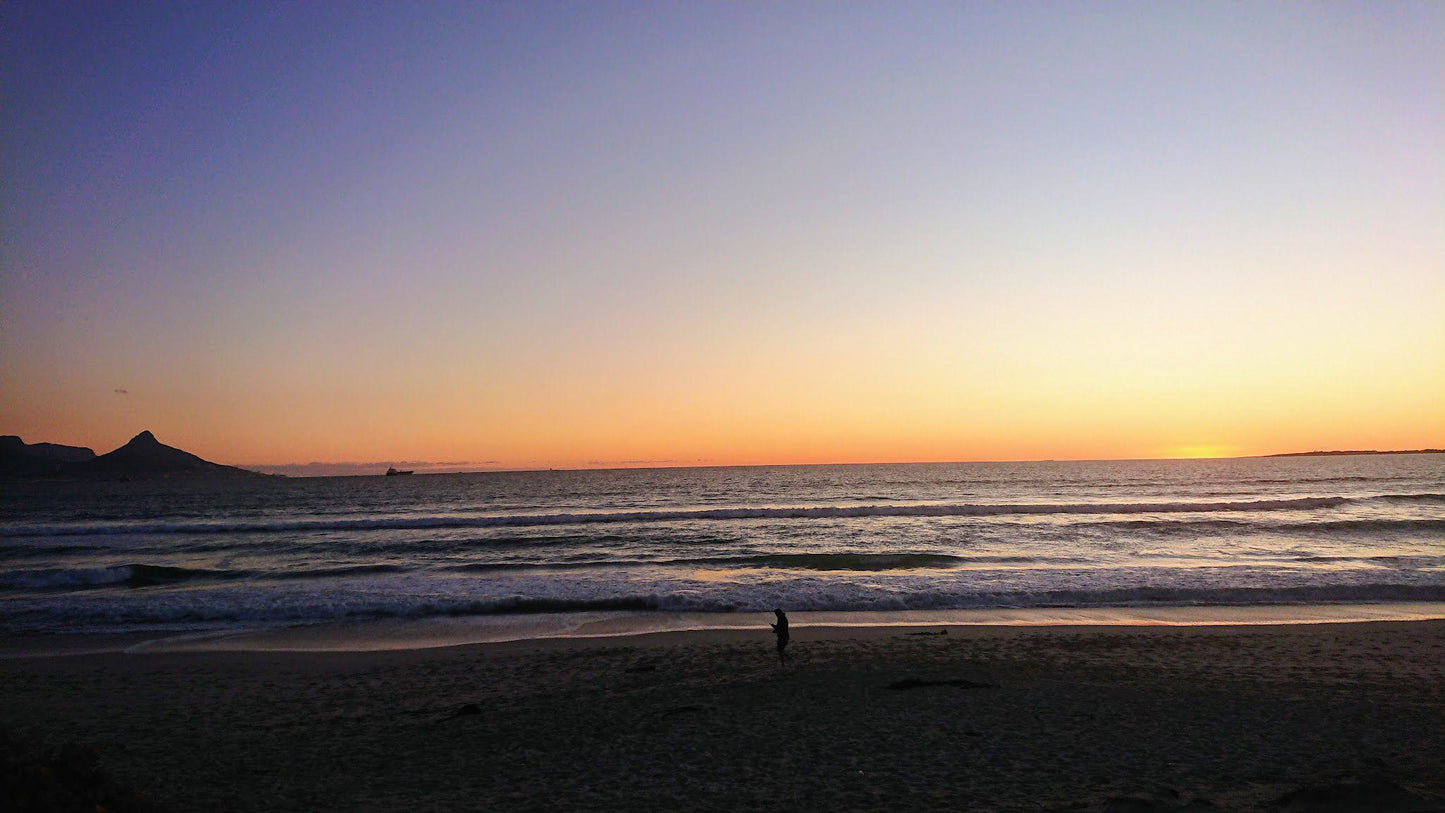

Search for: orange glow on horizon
xmin=6 ymin=363 xmax=1441 ymax=471
xmin=1164 ymin=445 xmax=1244 ymax=460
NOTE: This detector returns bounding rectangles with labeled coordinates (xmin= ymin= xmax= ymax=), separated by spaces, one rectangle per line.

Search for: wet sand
xmin=3 ymin=620 xmax=1443 ymax=812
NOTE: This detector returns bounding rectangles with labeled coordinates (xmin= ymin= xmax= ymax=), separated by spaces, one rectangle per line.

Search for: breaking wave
xmin=445 ymin=552 xmax=984 ymax=573
xmin=0 ymin=563 xmax=412 ymax=592
xmin=1374 ymin=493 xmax=1445 ymax=504
xmin=0 ymin=564 xmax=241 ymax=592
xmin=1 ymin=495 xmax=1379 ymax=538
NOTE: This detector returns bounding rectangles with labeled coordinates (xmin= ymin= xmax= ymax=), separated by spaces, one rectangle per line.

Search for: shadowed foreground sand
xmin=2 ymin=621 xmax=1443 ymax=812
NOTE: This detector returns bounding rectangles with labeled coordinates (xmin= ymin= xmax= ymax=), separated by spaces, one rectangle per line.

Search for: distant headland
xmin=1262 ymin=449 xmax=1444 ymax=458
xmin=0 ymin=431 xmax=269 ymax=479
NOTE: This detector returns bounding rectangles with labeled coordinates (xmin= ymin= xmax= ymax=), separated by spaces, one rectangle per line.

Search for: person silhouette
xmin=770 ymin=608 xmax=790 ymax=665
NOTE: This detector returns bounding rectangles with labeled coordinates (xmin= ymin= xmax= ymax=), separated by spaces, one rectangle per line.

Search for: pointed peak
xmin=129 ymin=430 xmax=159 ymax=444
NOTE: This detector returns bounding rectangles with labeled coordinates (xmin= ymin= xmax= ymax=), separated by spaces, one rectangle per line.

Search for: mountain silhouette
xmin=65 ymin=431 xmax=262 ymax=478
xmin=0 ymin=435 xmax=96 ymax=476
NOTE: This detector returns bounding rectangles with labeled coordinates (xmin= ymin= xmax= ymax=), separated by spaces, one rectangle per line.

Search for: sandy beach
xmin=2 ymin=619 xmax=1443 ymax=812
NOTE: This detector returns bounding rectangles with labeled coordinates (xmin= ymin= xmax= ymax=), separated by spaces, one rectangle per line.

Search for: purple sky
xmin=4 ymin=2 xmax=1442 ymax=467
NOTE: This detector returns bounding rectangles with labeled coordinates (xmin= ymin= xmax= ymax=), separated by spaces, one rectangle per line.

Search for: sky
xmin=3 ymin=1 xmax=1442 ymax=471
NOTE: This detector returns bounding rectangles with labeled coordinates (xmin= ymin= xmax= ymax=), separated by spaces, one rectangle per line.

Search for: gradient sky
xmin=3 ymin=2 xmax=1442 ymax=470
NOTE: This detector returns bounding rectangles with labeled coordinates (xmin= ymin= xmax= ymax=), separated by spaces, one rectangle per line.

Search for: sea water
xmin=2 ymin=455 xmax=1442 ymax=643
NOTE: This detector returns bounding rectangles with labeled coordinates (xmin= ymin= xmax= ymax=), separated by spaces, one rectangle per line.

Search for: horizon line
xmin=241 ymin=448 xmax=1445 ymax=477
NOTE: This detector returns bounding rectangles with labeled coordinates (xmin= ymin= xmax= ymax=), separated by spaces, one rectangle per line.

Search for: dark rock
xmin=1099 ymin=797 xmax=1172 ymax=813
xmin=446 ymin=703 xmax=483 ymax=720
xmin=661 ymin=705 xmax=706 ymax=716
xmin=1265 ymin=777 xmax=1434 ymax=812
xmin=1093 ymin=796 xmax=1217 ymax=813
xmin=886 ymin=678 xmax=998 ymax=690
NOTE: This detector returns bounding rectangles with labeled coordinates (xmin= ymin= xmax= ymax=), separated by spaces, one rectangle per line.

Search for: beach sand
xmin=3 ymin=620 xmax=1443 ymax=812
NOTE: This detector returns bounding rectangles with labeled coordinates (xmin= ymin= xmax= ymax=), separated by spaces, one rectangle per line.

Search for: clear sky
xmin=3 ymin=1 xmax=1442 ymax=471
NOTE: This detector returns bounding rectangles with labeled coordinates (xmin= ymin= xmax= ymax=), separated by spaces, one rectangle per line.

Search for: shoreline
xmin=5 ymin=601 xmax=1445 ymax=658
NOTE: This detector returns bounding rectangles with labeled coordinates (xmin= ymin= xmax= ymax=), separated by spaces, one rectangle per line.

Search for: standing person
xmin=770 ymin=608 xmax=790 ymax=665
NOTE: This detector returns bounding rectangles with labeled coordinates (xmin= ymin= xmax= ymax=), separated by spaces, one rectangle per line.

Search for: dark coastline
xmin=1261 ymin=449 xmax=1444 ymax=457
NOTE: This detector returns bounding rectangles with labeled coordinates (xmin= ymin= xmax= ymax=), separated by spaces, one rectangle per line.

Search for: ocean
xmin=2 ymin=455 xmax=1443 ymax=645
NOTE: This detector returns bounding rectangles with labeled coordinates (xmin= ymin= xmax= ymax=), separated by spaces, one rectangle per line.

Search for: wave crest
xmin=0 ymin=564 xmax=237 ymax=592
xmin=1 ymin=495 xmax=1362 ymax=538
